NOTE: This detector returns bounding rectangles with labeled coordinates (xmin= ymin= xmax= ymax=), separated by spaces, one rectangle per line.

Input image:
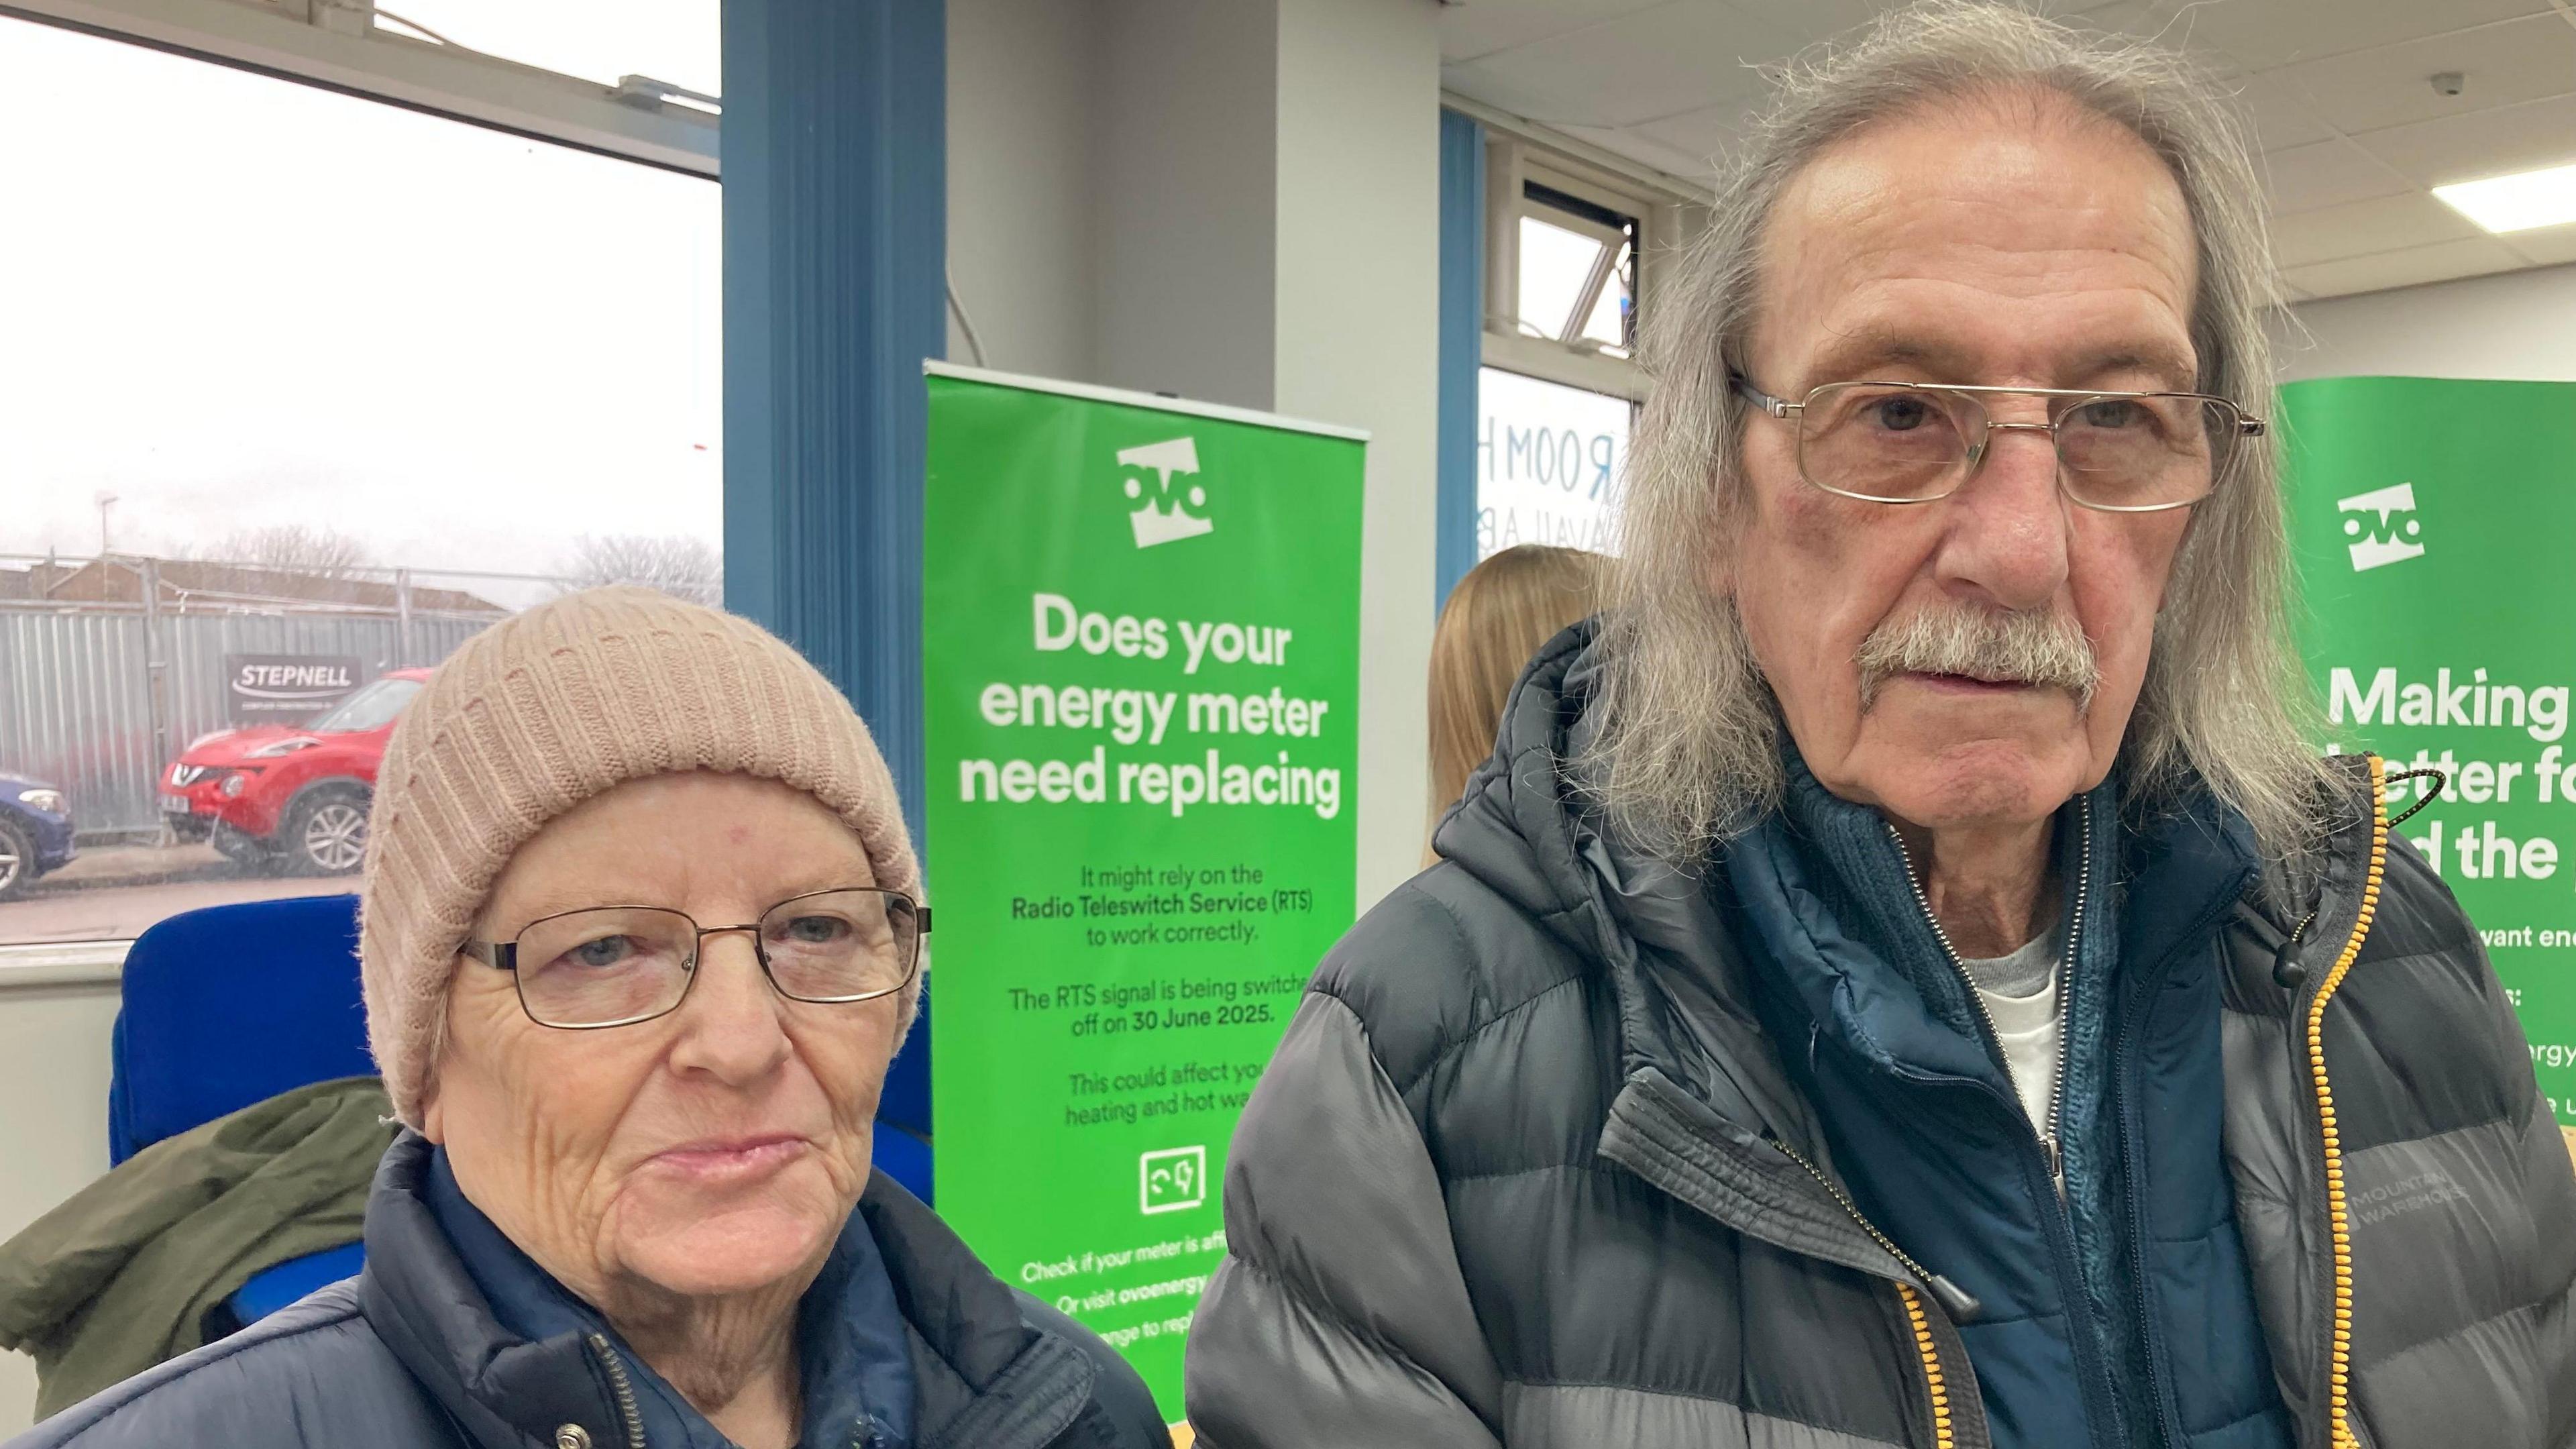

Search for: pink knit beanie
xmin=358 ymin=586 xmax=922 ymax=1128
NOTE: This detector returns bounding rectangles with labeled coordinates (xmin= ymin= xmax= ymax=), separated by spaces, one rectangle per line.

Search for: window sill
xmin=1482 ymin=331 xmax=1648 ymax=401
xmin=0 ymin=940 xmax=130 ymax=993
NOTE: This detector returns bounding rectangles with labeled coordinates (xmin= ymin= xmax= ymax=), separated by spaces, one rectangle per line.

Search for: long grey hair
xmin=1581 ymin=0 xmax=2334 ymax=863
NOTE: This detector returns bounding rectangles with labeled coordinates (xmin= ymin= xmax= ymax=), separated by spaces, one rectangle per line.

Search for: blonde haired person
xmin=1424 ymin=545 xmax=1606 ymax=863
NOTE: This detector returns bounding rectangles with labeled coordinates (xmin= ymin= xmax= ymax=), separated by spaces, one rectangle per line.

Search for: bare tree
xmin=205 ymin=525 xmax=376 ymax=578
xmin=558 ymin=534 xmax=724 ymax=607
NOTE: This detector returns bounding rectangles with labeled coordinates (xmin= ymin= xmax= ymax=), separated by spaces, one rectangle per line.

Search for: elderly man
xmin=1184 ymin=5 xmax=2576 ymax=1448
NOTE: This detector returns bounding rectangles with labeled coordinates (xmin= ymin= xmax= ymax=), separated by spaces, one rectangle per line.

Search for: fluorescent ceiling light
xmin=2433 ymin=162 xmax=2576 ymax=234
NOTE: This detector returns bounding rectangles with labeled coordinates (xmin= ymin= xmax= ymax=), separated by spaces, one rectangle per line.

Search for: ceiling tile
xmin=2120 ymin=0 xmax=2553 ymax=72
xmin=2353 ymin=92 xmax=2576 ymax=186
xmin=1709 ymin=0 xmax=1895 ymax=48
xmin=2502 ymin=225 xmax=2576 ymax=267
xmin=1466 ymin=2 xmax=1801 ymax=128
xmin=2269 ymin=191 xmax=2486 ymax=267
xmin=2227 ymin=72 xmax=2339 ymax=152
xmin=1556 ymin=122 xmax=1725 ymax=182
xmin=2261 ymin=136 xmax=2416 ymax=213
xmin=1629 ymin=95 xmax=1768 ymax=168
xmin=1439 ymin=0 xmax=1678 ymax=65
xmin=2277 ymin=15 xmax=2576 ymax=136
xmin=2277 ymin=234 xmax=2528 ymax=298
xmin=1440 ymin=58 xmax=1614 ymax=129
xmin=2059 ymin=0 xmax=2245 ymax=73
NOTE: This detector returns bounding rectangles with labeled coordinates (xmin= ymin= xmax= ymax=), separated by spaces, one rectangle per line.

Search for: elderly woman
xmin=17 ymin=589 xmax=1170 ymax=1449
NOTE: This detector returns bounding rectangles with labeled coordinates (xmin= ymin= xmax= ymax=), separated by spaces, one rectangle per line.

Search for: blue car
xmin=0 ymin=772 xmax=76 ymax=903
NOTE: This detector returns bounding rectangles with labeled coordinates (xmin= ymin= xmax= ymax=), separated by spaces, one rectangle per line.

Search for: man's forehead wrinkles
xmin=1786 ymin=245 xmax=2198 ymax=370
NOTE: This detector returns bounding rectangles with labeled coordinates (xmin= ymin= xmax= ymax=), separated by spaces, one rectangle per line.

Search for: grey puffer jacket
xmin=10 ymin=1134 xmax=1171 ymax=1449
xmin=1183 ymin=627 xmax=2575 ymax=1449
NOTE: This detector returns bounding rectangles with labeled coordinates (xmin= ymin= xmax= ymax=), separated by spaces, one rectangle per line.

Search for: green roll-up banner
xmin=2281 ymin=375 xmax=2576 ymax=1126
xmin=922 ymin=363 xmax=1365 ymax=1414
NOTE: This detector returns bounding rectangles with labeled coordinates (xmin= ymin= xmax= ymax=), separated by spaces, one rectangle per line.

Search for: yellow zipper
xmin=1895 ymin=1281 xmax=1955 ymax=1448
xmin=2306 ymin=755 xmax=2387 ymax=1449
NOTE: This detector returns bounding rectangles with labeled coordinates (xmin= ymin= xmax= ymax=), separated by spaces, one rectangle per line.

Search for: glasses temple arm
xmin=1728 ymin=372 xmax=1801 ymax=418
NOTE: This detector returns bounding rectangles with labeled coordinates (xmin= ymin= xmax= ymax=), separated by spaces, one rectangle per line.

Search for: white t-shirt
xmin=1960 ymin=928 xmax=2061 ymax=1134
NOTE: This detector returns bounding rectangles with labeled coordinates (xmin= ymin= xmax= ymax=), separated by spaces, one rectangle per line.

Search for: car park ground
xmin=0 ymin=842 xmax=351 ymax=944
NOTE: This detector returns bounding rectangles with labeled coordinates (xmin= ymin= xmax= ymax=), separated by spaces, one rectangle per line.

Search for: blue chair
xmin=111 ymin=893 xmax=375 ymax=1330
xmin=878 ymin=985 xmax=932 ymax=1204
xmin=111 ymin=894 xmax=375 ymax=1168
xmin=111 ymin=892 xmax=937 ymax=1324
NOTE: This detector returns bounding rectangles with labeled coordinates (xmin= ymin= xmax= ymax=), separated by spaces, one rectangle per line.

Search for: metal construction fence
xmin=0 ymin=557 xmax=535 ymax=838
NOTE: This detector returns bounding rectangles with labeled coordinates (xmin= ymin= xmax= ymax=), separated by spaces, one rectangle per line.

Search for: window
xmin=1474 ymin=135 xmax=1677 ymax=566
xmin=1476 ymin=368 xmax=1630 ymax=561
xmin=0 ymin=15 xmax=720 ymax=947
xmin=309 ymin=679 xmax=427 ymax=735
xmin=1513 ymin=182 xmax=1637 ymax=358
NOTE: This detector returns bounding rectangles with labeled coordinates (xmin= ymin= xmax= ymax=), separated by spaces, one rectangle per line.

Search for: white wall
xmin=945 ymin=0 xmax=1101 ymax=380
xmin=1091 ymin=0 xmax=1280 ymax=408
xmin=0 ymin=956 xmax=123 ymax=1436
xmin=2282 ymin=262 xmax=2576 ymax=382
xmin=1273 ymin=0 xmax=1442 ymax=912
xmin=947 ymin=0 xmax=1443 ymax=912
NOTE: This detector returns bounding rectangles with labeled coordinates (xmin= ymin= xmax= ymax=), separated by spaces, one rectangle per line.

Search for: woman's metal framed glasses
xmin=1729 ymin=374 xmax=2265 ymax=513
xmin=462 ymin=888 xmax=928 ymax=1030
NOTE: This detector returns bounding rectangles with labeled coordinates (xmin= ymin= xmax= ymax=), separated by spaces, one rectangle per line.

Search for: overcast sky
xmin=0 ymin=5 xmax=720 ymax=600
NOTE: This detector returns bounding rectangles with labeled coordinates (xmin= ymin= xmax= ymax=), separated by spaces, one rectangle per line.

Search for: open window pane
xmin=0 ymin=16 xmax=718 ymax=946
xmin=376 ymin=0 xmax=719 ymax=99
xmin=1516 ymin=215 xmax=1609 ymax=341
xmin=1580 ymin=240 xmax=1633 ymax=354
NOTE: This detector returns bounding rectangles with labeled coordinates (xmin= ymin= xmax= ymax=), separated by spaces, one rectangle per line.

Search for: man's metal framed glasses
xmin=1729 ymin=374 xmax=2266 ymax=513
xmin=462 ymin=888 xmax=928 ymax=1030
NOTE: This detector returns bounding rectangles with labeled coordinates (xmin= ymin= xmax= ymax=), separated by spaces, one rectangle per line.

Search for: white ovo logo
xmin=2337 ymin=482 xmax=2426 ymax=572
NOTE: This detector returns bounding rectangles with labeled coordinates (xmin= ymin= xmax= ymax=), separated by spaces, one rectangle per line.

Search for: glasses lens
xmin=1799 ymin=384 xmax=1977 ymax=502
xmin=2056 ymin=395 xmax=2233 ymax=508
xmin=758 ymin=890 xmax=919 ymax=1003
xmin=512 ymin=908 xmax=696 ymax=1027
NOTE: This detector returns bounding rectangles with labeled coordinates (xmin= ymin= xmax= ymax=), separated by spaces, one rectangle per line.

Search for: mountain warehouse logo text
xmin=2337 ymin=482 xmax=2426 ymax=572
xmin=1120 ymin=437 xmax=1212 ymax=549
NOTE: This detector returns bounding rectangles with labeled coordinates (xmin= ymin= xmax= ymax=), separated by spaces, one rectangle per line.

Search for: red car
xmin=160 ymin=669 xmax=430 ymax=876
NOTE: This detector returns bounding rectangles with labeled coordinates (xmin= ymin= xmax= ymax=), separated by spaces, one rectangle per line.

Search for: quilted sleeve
xmin=1182 ymin=991 xmax=1504 ymax=1449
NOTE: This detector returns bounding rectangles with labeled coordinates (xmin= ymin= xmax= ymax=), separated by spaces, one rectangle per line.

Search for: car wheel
xmin=0 ymin=817 xmax=32 ymax=903
xmin=210 ymin=820 xmax=284 ymax=875
xmin=285 ymin=786 xmax=371 ymax=877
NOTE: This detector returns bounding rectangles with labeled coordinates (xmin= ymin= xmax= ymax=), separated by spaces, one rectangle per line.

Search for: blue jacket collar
xmin=1733 ymin=751 xmax=2121 ymax=1100
xmin=425 ymin=1148 xmax=916 ymax=1449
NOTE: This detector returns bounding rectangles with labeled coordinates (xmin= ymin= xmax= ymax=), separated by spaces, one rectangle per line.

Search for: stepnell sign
xmin=225 ymin=654 xmax=365 ymax=723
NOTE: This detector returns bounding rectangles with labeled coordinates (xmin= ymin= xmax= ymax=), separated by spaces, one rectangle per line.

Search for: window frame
xmin=1478 ymin=131 xmax=1689 ymax=404
xmin=1513 ymin=178 xmax=1633 ymax=349
xmin=2 ymin=0 xmax=717 ymax=176
xmin=0 ymin=9 xmax=720 ymax=961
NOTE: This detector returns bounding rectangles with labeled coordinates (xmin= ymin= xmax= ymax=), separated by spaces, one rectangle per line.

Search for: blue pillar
xmin=723 ymin=0 xmax=945 ymax=853
xmin=1434 ymin=109 xmax=1485 ymax=611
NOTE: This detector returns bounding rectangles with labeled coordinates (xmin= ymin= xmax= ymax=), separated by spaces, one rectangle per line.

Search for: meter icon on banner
xmin=1140 ymin=1146 xmax=1208 ymax=1215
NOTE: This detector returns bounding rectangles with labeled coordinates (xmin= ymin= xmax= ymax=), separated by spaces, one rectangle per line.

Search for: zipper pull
xmin=2039 ymin=1133 xmax=2063 ymax=1182
xmin=1925 ymin=1273 xmax=1984 ymax=1324
xmin=2273 ymin=910 xmax=2315 ymax=990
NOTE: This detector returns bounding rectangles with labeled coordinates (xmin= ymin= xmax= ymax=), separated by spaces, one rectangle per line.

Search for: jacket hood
xmin=1430 ymin=620 xmax=1824 ymax=1144
xmin=1428 ymin=621 xmax=1601 ymax=947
